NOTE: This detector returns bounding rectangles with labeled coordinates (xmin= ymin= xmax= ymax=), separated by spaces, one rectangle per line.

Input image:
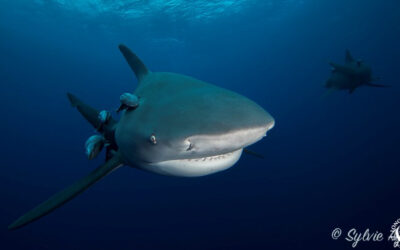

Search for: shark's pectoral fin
xmin=67 ymin=93 xmax=104 ymax=130
xmin=243 ymin=148 xmax=264 ymax=159
xmin=372 ymin=76 xmax=381 ymax=82
xmin=118 ymin=44 xmax=150 ymax=83
xmin=8 ymin=153 xmax=124 ymax=230
xmin=67 ymin=93 xmax=116 ymax=144
xmin=366 ymin=83 xmax=391 ymax=88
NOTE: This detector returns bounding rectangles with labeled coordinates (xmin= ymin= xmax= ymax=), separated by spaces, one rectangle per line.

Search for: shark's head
xmin=115 ymin=45 xmax=274 ymax=177
xmin=116 ymin=73 xmax=274 ymax=177
xmin=325 ymin=71 xmax=352 ymax=90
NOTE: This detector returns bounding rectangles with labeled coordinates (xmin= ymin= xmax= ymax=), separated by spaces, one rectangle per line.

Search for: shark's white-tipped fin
xmin=8 ymin=153 xmax=124 ymax=230
xmin=118 ymin=44 xmax=150 ymax=83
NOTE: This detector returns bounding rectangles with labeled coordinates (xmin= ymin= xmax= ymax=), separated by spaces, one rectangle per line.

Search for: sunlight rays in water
xmin=34 ymin=0 xmax=249 ymax=21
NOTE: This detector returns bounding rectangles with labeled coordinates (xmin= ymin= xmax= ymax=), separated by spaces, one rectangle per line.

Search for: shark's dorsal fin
xmin=8 ymin=152 xmax=124 ymax=230
xmin=118 ymin=44 xmax=150 ymax=83
xmin=345 ymin=49 xmax=354 ymax=63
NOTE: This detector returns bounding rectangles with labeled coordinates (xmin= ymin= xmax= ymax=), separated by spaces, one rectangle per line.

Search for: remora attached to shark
xmin=8 ymin=45 xmax=275 ymax=230
xmin=325 ymin=50 xmax=389 ymax=93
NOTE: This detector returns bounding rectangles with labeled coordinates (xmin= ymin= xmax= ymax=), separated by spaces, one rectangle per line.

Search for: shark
xmin=8 ymin=44 xmax=275 ymax=230
xmin=325 ymin=50 xmax=389 ymax=93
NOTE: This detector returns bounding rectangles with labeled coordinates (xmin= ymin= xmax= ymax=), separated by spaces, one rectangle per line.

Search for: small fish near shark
xmin=8 ymin=44 xmax=275 ymax=230
xmin=325 ymin=50 xmax=390 ymax=94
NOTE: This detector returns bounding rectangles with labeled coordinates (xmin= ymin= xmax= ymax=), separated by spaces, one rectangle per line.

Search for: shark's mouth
xmin=142 ymin=148 xmax=243 ymax=177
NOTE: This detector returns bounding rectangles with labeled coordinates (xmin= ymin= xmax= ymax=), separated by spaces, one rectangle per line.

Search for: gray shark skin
xmin=8 ymin=44 xmax=274 ymax=230
xmin=325 ymin=50 xmax=389 ymax=93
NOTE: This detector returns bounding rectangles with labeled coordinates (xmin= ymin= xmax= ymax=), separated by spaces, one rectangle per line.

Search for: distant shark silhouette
xmin=8 ymin=44 xmax=275 ymax=230
xmin=325 ymin=50 xmax=389 ymax=93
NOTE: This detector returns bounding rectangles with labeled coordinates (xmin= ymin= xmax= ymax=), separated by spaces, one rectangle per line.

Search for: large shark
xmin=8 ymin=44 xmax=275 ymax=230
xmin=325 ymin=50 xmax=389 ymax=93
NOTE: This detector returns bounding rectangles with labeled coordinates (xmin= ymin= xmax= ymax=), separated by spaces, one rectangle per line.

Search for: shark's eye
xmin=150 ymin=134 xmax=157 ymax=145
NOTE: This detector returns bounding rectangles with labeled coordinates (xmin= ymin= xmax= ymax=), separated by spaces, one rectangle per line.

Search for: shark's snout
xmin=116 ymin=71 xmax=275 ymax=177
xmin=182 ymin=105 xmax=275 ymax=158
xmin=186 ymin=123 xmax=273 ymax=155
xmin=141 ymin=113 xmax=275 ymax=177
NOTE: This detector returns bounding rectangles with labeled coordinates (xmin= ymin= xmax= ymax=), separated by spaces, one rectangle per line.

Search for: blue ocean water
xmin=1 ymin=0 xmax=400 ymax=249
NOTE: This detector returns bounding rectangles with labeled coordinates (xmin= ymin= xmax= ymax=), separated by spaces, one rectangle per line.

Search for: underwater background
xmin=1 ymin=0 xmax=400 ymax=249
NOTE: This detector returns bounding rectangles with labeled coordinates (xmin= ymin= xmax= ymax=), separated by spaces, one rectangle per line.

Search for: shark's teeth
xmin=185 ymin=151 xmax=234 ymax=162
xmin=143 ymin=149 xmax=243 ymax=177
